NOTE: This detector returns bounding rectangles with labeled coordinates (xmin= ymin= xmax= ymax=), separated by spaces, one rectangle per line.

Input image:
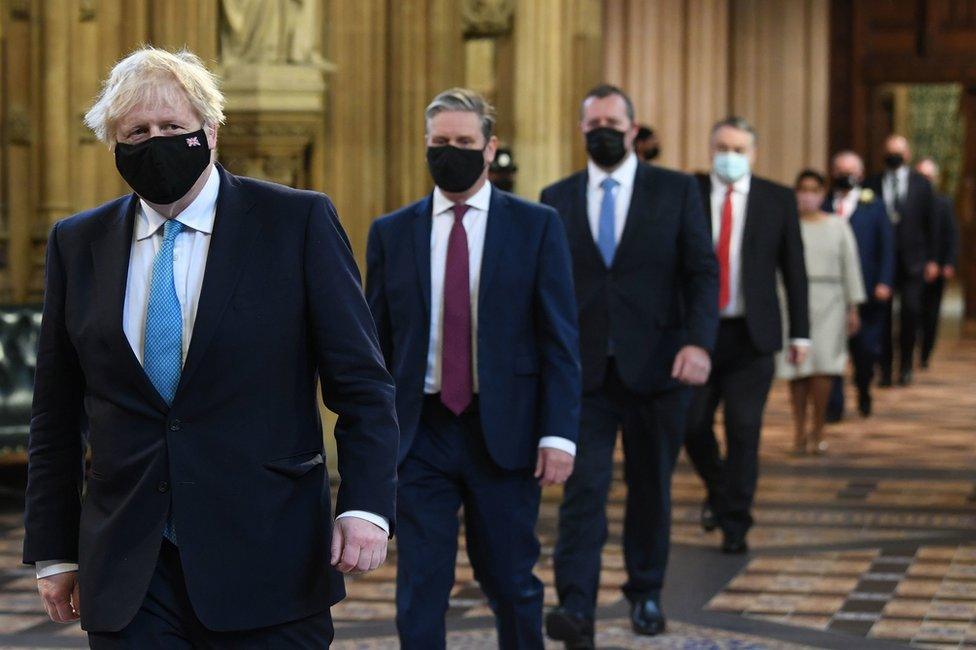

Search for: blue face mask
xmin=713 ymin=152 xmax=751 ymax=183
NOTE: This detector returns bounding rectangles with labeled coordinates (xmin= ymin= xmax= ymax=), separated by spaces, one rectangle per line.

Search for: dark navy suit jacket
xmin=824 ymin=192 xmax=895 ymax=300
xmin=541 ymin=163 xmax=719 ymax=394
xmin=365 ymin=187 xmax=581 ymax=470
xmin=23 ymin=165 xmax=399 ymax=633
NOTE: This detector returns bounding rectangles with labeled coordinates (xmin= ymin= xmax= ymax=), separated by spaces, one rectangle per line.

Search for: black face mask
xmin=884 ymin=153 xmax=905 ymax=170
xmin=585 ymin=127 xmax=628 ymax=168
xmin=493 ymin=177 xmax=515 ymax=193
xmin=426 ymin=145 xmax=486 ymax=193
xmin=642 ymin=147 xmax=660 ymax=162
xmin=832 ymin=175 xmax=857 ymax=191
xmin=115 ymin=129 xmax=211 ymax=204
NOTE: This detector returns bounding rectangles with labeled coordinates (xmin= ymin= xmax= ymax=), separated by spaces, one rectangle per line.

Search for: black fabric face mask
xmin=115 ymin=128 xmax=212 ymax=204
xmin=832 ymin=175 xmax=857 ymax=191
xmin=586 ymin=127 xmax=628 ymax=168
xmin=884 ymin=153 xmax=905 ymax=170
xmin=426 ymin=145 xmax=486 ymax=193
xmin=642 ymin=147 xmax=660 ymax=162
xmin=493 ymin=177 xmax=515 ymax=192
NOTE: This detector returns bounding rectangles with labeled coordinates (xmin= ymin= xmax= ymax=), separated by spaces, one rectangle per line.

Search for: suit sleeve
xmin=534 ymin=209 xmax=582 ymax=444
xmin=779 ymin=189 xmax=810 ymax=340
xmin=304 ymin=196 xmax=399 ymax=534
xmin=679 ymin=175 xmax=720 ymax=352
xmin=365 ymin=221 xmax=393 ymax=366
xmin=23 ymin=223 xmax=86 ymax=564
xmin=941 ymin=196 xmax=960 ymax=267
xmin=875 ymin=202 xmax=896 ymax=289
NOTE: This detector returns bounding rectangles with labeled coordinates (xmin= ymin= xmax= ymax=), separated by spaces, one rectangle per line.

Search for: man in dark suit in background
xmin=366 ymin=88 xmax=580 ymax=650
xmin=915 ymin=157 xmax=960 ymax=368
xmin=865 ymin=135 xmax=940 ymax=386
xmin=25 ymin=48 xmax=398 ymax=647
xmin=684 ymin=117 xmax=810 ymax=555
xmin=540 ymin=85 xmax=718 ymax=648
xmin=825 ymin=151 xmax=895 ymax=419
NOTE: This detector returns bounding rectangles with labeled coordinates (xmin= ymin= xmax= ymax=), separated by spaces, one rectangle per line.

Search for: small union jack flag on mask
xmin=186 ymin=136 xmax=201 ymax=147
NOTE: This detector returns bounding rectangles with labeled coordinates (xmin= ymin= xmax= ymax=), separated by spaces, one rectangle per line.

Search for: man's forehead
xmin=582 ymin=95 xmax=627 ymax=116
xmin=713 ymin=126 xmax=752 ymax=144
xmin=428 ymin=111 xmax=482 ymax=133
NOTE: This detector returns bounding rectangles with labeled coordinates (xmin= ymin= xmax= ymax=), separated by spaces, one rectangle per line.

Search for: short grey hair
xmin=85 ymin=46 xmax=225 ymax=147
xmin=425 ymin=88 xmax=496 ymax=142
xmin=710 ymin=116 xmax=758 ymax=146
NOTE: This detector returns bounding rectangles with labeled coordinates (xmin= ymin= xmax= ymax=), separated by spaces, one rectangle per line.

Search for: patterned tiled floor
xmin=0 ymin=329 xmax=971 ymax=648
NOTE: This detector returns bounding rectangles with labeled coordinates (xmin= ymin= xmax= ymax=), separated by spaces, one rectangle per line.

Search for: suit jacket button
xmin=169 ymin=420 xmax=181 ymax=432
xmin=157 ymin=481 xmax=169 ymax=493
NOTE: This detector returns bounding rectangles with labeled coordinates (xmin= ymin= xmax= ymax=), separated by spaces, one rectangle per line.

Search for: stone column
xmin=513 ymin=0 xmax=603 ymax=201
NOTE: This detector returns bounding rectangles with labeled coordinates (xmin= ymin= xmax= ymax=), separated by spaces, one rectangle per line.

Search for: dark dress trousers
xmin=24 ymin=165 xmax=399 ymax=638
xmin=824 ymin=193 xmax=895 ymax=416
xmin=865 ymin=170 xmax=938 ymax=377
xmin=540 ymin=162 xmax=718 ymax=618
xmin=366 ymin=188 xmax=581 ymax=649
xmin=921 ymin=192 xmax=959 ymax=364
xmin=684 ymin=174 xmax=809 ymax=538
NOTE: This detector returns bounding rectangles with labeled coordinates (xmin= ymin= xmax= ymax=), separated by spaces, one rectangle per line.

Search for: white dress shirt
xmin=710 ymin=172 xmax=750 ymax=318
xmin=586 ymin=152 xmax=638 ymax=246
xmin=424 ymin=182 xmax=575 ymax=457
xmin=834 ymin=188 xmax=861 ymax=220
xmin=37 ymin=167 xmax=384 ymax=579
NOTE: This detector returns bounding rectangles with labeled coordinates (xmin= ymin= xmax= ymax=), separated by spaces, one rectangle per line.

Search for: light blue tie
xmin=144 ymin=218 xmax=184 ymax=544
xmin=597 ymin=177 xmax=618 ymax=267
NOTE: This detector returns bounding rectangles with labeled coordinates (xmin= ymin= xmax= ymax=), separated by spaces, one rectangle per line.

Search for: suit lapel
xmin=570 ymin=172 xmax=604 ymax=266
xmin=177 ymin=165 xmax=259 ymax=397
xmin=741 ymin=177 xmax=760 ymax=261
xmin=412 ymin=196 xmax=433 ymax=320
xmin=612 ymin=163 xmax=650 ymax=266
xmin=699 ymin=174 xmax=714 ymax=238
xmin=479 ymin=188 xmax=511 ymax=307
xmin=90 ymin=195 xmax=170 ymax=413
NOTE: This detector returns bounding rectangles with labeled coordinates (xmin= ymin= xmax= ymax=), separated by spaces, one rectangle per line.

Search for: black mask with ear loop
xmin=426 ymin=145 xmax=487 ymax=193
xmin=115 ymin=128 xmax=212 ymax=204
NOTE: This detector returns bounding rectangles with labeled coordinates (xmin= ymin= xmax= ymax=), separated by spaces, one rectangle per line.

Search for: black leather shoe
xmin=630 ymin=598 xmax=666 ymax=636
xmin=879 ymin=373 xmax=893 ymax=388
xmin=721 ymin=530 xmax=749 ymax=554
xmin=899 ymin=370 xmax=913 ymax=386
xmin=700 ymin=502 xmax=718 ymax=532
xmin=825 ymin=410 xmax=842 ymax=423
xmin=545 ymin=608 xmax=594 ymax=649
xmin=858 ymin=392 xmax=872 ymax=417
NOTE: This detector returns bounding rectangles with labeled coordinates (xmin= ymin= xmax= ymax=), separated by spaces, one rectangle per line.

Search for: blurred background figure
xmin=865 ymin=135 xmax=939 ymax=387
xmin=489 ymin=146 xmax=518 ymax=192
xmin=633 ymin=125 xmax=660 ymax=162
xmin=825 ymin=151 xmax=895 ymax=421
xmin=914 ymin=157 xmax=960 ymax=369
xmin=779 ymin=171 xmax=865 ymax=455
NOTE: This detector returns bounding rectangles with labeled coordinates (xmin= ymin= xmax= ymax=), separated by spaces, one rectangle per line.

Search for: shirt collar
xmin=587 ymin=152 xmax=638 ymax=191
xmin=710 ymin=171 xmax=752 ymax=195
xmin=432 ymin=180 xmax=493 ymax=217
xmin=136 ymin=165 xmax=219 ymax=241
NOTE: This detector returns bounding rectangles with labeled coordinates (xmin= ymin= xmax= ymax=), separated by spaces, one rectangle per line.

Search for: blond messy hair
xmin=84 ymin=46 xmax=225 ymax=147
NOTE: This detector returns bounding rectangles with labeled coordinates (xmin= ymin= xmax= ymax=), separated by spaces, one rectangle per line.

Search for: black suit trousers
xmin=684 ymin=319 xmax=775 ymax=537
xmin=882 ymin=271 xmax=925 ymax=377
xmin=88 ymin=541 xmax=334 ymax=649
xmin=553 ymin=360 xmax=689 ymax=618
xmin=921 ymin=276 xmax=946 ymax=363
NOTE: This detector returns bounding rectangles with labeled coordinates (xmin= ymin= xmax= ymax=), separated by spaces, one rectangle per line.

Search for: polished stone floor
xmin=0 ymin=324 xmax=972 ymax=648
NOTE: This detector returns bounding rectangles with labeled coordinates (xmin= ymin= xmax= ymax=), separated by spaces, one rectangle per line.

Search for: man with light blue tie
xmin=366 ymin=88 xmax=580 ymax=649
xmin=540 ymin=85 xmax=718 ymax=648
xmin=24 ymin=47 xmax=398 ymax=647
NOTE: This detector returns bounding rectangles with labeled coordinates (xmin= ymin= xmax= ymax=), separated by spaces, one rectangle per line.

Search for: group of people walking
xmin=23 ymin=47 xmax=957 ymax=650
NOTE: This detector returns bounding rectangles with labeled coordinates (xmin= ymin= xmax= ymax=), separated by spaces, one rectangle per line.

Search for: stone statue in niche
xmin=220 ymin=0 xmax=328 ymax=69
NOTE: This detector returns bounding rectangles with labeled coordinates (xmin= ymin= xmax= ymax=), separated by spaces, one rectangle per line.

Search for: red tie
xmin=717 ymin=185 xmax=734 ymax=311
xmin=441 ymin=204 xmax=472 ymax=415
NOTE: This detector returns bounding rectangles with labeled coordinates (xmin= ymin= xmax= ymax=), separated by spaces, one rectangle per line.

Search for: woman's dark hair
xmin=795 ymin=169 xmax=826 ymax=189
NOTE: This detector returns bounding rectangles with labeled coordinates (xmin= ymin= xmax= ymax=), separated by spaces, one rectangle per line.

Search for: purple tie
xmin=441 ymin=204 xmax=472 ymax=415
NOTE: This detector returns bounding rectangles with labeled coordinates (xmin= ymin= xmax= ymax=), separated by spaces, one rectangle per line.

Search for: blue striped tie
xmin=597 ymin=177 xmax=618 ymax=267
xmin=144 ymin=218 xmax=184 ymax=543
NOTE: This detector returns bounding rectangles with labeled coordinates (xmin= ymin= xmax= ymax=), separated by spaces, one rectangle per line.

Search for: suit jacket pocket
xmin=264 ymin=451 xmax=324 ymax=478
xmin=514 ymin=355 xmax=540 ymax=376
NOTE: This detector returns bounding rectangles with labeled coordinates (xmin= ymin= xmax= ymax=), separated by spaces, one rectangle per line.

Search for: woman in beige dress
xmin=778 ymin=171 xmax=866 ymax=454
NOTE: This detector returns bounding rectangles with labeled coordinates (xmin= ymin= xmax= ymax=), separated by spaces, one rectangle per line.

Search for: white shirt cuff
xmin=539 ymin=436 xmax=577 ymax=457
xmin=790 ymin=338 xmax=812 ymax=347
xmin=336 ymin=511 xmax=389 ymax=534
xmin=36 ymin=560 xmax=78 ymax=579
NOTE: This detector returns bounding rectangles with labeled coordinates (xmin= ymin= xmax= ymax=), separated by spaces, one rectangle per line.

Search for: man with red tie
xmin=684 ymin=117 xmax=810 ymax=554
xmin=365 ymin=88 xmax=581 ymax=650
